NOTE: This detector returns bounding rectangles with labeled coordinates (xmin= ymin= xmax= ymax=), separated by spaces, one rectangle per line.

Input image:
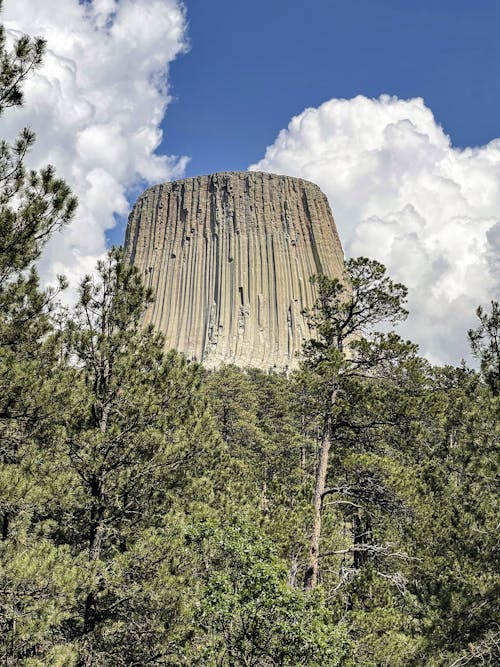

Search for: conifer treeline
xmin=0 ymin=9 xmax=498 ymax=665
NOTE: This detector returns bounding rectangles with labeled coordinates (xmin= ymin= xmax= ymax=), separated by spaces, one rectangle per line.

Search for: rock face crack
xmin=124 ymin=171 xmax=345 ymax=370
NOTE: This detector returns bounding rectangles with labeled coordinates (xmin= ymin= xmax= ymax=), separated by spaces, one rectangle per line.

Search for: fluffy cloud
xmin=250 ymin=95 xmax=500 ymax=364
xmin=2 ymin=0 xmax=188 ymax=286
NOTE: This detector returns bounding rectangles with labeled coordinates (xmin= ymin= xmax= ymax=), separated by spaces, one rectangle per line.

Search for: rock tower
xmin=124 ymin=171 xmax=345 ymax=370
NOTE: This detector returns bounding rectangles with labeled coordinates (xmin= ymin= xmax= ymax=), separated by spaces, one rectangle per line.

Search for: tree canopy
xmin=0 ymin=7 xmax=498 ymax=666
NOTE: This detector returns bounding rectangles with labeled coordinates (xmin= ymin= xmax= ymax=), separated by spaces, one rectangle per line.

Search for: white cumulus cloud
xmin=2 ymin=0 xmax=188 ymax=287
xmin=250 ymin=95 xmax=500 ymax=364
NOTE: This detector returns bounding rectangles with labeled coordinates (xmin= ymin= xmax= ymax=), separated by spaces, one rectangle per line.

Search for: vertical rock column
xmin=124 ymin=171 xmax=345 ymax=370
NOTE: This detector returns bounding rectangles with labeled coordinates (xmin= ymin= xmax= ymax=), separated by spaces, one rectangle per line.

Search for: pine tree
xmin=0 ymin=5 xmax=77 ymax=663
xmin=298 ymin=258 xmax=412 ymax=592
xmin=59 ymin=248 xmax=221 ymax=666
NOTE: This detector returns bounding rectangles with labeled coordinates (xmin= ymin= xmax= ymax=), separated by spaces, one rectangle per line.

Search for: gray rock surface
xmin=124 ymin=171 xmax=345 ymax=370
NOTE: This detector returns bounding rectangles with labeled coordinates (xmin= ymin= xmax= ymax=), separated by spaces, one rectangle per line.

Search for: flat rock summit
xmin=124 ymin=171 xmax=345 ymax=369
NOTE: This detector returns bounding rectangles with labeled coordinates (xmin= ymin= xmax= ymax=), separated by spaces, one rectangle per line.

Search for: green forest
xmin=1 ymin=11 xmax=498 ymax=667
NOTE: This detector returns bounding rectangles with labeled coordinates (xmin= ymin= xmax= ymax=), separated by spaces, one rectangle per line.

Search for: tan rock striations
xmin=124 ymin=171 xmax=345 ymax=370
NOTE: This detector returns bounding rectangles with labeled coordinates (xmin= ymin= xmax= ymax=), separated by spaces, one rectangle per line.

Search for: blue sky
xmin=163 ymin=0 xmax=500 ymax=176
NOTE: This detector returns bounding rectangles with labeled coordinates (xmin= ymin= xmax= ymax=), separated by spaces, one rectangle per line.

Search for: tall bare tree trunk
xmin=304 ymin=390 xmax=337 ymax=591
